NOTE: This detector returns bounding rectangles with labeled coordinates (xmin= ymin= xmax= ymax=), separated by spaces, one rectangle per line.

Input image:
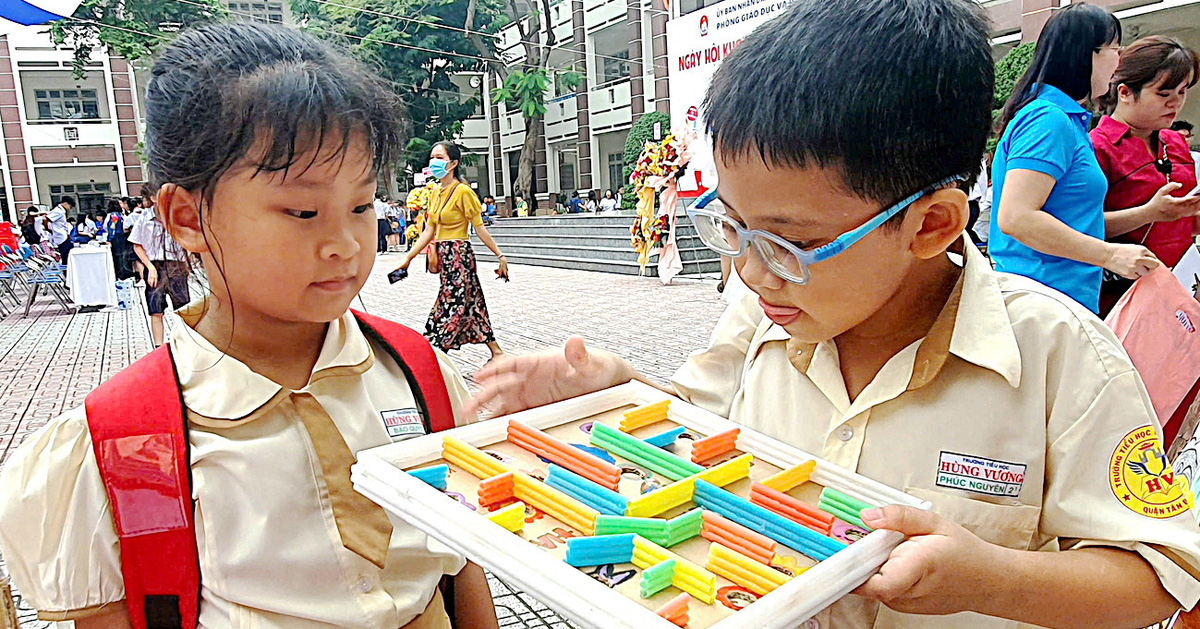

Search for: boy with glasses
xmin=468 ymin=0 xmax=1200 ymax=626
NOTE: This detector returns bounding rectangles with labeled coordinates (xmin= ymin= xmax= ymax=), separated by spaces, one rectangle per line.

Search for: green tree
xmin=988 ymin=42 xmax=1035 ymax=151
xmin=50 ymin=0 xmax=226 ymax=78
xmin=290 ymin=0 xmax=507 ymax=193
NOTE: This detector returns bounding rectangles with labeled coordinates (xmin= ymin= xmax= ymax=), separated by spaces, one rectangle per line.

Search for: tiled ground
xmin=0 ymin=253 xmax=728 ymax=628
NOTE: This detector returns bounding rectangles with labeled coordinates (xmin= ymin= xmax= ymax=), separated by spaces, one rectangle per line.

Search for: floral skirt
xmin=425 ymin=240 xmax=495 ymax=351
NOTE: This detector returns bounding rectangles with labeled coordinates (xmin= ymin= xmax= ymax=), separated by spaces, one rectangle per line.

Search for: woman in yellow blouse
xmin=398 ymin=142 xmax=510 ymax=359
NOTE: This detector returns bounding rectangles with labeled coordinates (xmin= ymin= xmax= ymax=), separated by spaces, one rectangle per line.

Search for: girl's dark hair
xmin=998 ymin=3 xmax=1121 ymax=135
xmin=1099 ymin=35 xmax=1199 ymax=112
xmin=432 ymin=141 xmax=468 ymax=183
xmin=106 ymin=198 xmax=123 ymax=215
xmin=144 ymin=22 xmax=405 ymax=196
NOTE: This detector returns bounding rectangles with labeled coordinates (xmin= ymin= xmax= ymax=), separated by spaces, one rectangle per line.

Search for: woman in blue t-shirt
xmin=990 ymin=2 xmax=1157 ymax=314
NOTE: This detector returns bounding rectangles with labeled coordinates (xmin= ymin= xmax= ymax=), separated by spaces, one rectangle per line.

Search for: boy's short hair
xmin=703 ymin=0 xmax=993 ymax=205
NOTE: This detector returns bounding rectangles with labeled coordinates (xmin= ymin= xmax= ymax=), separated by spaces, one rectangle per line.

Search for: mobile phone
xmin=388 ymin=268 xmax=408 ymax=284
xmin=1186 ymin=184 xmax=1200 ymax=198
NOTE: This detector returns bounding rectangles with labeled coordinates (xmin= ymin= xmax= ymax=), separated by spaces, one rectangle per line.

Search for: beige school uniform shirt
xmin=672 ymin=243 xmax=1200 ymax=628
xmin=0 ymin=303 xmax=472 ymax=628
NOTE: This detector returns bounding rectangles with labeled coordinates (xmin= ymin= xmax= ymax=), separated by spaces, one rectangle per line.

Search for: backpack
xmin=84 ymin=310 xmax=456 ymax=629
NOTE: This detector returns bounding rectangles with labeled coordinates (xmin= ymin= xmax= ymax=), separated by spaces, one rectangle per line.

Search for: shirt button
xmin=837 ymin=425 xmax=854 ymax=441
xmin=357 ymin=578 xmax=373 ymax=593
xmin=803 ymin=619 xmax=820 ymax=629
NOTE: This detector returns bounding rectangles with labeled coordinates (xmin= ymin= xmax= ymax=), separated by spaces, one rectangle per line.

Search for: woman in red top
xmin=1091 ymin=35 xmax=1200 ymax=314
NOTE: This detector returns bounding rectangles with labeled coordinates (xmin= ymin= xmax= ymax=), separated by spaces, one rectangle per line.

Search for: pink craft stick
xmin=701 ymin=511 xmax=777 ymax=561
xmin=701 ymin=526 xmax=774 ymax=566
xmin=656 ymin=593 xmax=691 ymax=625
xmin=750 ymin=482 xmax=834 ymax=534
xmin=508 ymin=421 xmax=621 ymax=490
xmin=690 ymin=428 xmax=740 ymax=463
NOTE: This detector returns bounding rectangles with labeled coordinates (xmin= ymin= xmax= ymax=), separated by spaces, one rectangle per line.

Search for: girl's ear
xmin=158 ymin=183 xmax=209 ymax=254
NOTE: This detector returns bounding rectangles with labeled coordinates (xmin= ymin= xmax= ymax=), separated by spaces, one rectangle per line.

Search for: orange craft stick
xmin=478 ymin=471 xmax=516 ymax=507
xmin=750 ymin=482 xmax=834 ymax=534
xmin=701 ymin=511 xmax=776 ymax=564
xmin=508 ymin=421 xmax=621 ymax=490
xmin=656 ymin=593 xmax=691 ymax=626
xmin=701 ymin=523 xmax=775 ymax=566
xmin=690 ymin=428 xmax=740 ymax=463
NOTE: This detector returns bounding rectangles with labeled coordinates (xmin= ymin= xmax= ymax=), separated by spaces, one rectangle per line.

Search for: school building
xmin=0 ymin=24 xmax=148 ymax=223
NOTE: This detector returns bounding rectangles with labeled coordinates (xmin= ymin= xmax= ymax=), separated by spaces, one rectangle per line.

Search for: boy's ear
xmin=906 ymin=187 xmax=969 ymax=260
xmin=158 ymin=183 xmax=209 ymax=254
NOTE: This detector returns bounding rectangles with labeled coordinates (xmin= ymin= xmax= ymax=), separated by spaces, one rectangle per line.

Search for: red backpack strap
xmin=85 ymin=346 xmax=198 ymax=629
xmin=352 ymin=310 xmax=456 ymax=433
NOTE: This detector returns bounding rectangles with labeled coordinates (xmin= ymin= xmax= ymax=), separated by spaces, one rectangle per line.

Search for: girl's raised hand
xmin=464 ymin=337 xmax=634 ymax=417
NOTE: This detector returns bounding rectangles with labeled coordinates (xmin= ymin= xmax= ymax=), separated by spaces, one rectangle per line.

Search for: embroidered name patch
xmin=936 ymin=451 xmax=1027 ymax=497
xmin=381 ymin=408 xmax=425 ymax=439
xmin=1109 ymin=426 xmax=1191 ymax=519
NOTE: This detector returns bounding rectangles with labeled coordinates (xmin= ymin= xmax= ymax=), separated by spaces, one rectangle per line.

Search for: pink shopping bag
xmin=1105 ymin=266 xmax=1200 ymax=441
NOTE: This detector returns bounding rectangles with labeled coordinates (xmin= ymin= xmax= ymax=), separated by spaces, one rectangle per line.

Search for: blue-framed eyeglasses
xmin=685 ymin=175 xmax=967 ymax=285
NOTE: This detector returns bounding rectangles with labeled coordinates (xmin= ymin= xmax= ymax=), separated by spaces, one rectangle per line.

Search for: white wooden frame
xmin=352 ymin=381 xmax=929 ymax=629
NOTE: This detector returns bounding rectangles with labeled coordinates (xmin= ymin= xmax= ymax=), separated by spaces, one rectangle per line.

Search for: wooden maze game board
xmin=353 ymin=382 xmax=929 ymax=629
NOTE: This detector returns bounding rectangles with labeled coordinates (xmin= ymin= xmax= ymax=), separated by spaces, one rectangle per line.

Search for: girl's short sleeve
xmin=461 ymin=189 xmax=484 ymax=228
xmin=0 ymin=408 xmax=125 ymax=621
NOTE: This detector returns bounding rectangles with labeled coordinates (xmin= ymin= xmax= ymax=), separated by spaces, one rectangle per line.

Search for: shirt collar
xmin=168 ymin=301 xmax=374 ymax=423
xmin=1093 ymin=114 xmax=1133 ymax=145
xmin=1034 ymin=84 xmax=1092 ymax=123
xmin=783 ymin=239 xmax=1022 ymax=389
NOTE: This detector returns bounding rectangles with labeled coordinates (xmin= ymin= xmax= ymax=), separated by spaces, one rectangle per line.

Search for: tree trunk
xmin=517 ymin=114 xmax=541 ymax=209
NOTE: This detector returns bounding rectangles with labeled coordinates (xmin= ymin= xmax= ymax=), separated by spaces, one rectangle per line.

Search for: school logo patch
xmin=381 ymin=408 xmax=425 ymax=440
xmin=935 ymin=452 xmax=1026 ymax=497
xmin=1109 ymin=426 xmax=1191 ymax=519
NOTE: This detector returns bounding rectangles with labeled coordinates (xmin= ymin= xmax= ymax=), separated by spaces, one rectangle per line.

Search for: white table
xmin=66 ymin=244 xmax=118 ymax=307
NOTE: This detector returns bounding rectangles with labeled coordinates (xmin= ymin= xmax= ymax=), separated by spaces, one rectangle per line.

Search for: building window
xmin=559 ymin=157 xmax=576 ymax=193
xmin=607 ymin=153 xmax=623 ymax=192
xmin=601 ymin=50 xmax=631 ymax=85
xmin=49 ymin=182 xmax=112 ymax=214
xmin=268 ymin=13 xmax=283 ymax=22
xmin=34 ymin=89 xmax=100 ymax=120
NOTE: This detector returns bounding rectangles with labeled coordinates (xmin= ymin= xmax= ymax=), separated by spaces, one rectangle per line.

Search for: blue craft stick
xmin=644 ymin=426 xmax=687 ymax=449
xmin=565 ymin=534 xmax=636 ymax=567
xmin=546 ymin=464 xmax=629 ymax=516
xmin=407 ymin=464 xmax=449 ymax=491
xmin=695 ymin=480 xmax=846 ymax=561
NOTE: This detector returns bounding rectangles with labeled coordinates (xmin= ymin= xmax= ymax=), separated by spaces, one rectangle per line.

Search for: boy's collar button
xmin=837 ymin=425 xmax=855 ymax=441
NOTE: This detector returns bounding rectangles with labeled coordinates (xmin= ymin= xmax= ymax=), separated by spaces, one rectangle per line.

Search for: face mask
xmin=429 ymin=158 xmax=450 ymax=179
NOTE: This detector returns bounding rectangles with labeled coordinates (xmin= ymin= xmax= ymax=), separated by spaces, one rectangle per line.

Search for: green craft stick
xmin=591 ymin=425 xmax=701 ymax=478
xmin=590 ymin=427 xmax=700 ymax=480
xmin=821 ymin=487 xmax=875 ymax=514
xmin=640 ymin=559 xmax=677 ymax=598
xmin=669 ymin=508 xmax=704 ymax=530
xmin=596 ymin=515 xmax=670 ymax=537
xmin=819 ymin=498 xmax=870 ymax=530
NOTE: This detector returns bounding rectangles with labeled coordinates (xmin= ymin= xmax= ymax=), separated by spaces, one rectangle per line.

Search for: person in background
xmin=1092 ymin=36 xmax=1200 ymax=315
xmin=384 ymin=198 xmax=402 ymax=252
xmin=515 ymin=194 xmax=530 ymax=217
xmin=584 ymin=190 xmax=598 ymax=213
xmin=599 ymin=189 xmax=618 ymax=212
xmin=20 ymin=207 xmax=41 ymax=245
xmin=483 ymin=195 xmax=498 ymax=225
xmin=43 ymin=196 xmax=74 ymax=261
xmin=566 ymin=191 xmax=583 ymax=214
xmin=616 ymin=185 xmax=625 ymax=208
xmin=1170 ymin=120 xmax=1200 ymax=182
xmin=374 ymin=195 xmax=392 ymax=253
xmin=130 ymin=184 xmax=191 ymax=347
xmin=966 ymin=155 xmax=990 ymax=245
xmin=990 ymin=3 xmax=1147 ymax=314
xmin=104 ymin=198 xmax=135 ymax=279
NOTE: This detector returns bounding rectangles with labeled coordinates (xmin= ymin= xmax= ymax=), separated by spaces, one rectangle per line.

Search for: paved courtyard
xmin=0 ymin=254 xmax=728 ymax=628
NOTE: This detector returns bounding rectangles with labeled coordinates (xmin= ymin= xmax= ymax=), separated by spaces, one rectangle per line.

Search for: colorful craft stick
xmin=591 ymin=423 xmax=705 ymax=481
xmin=564 ymin=533 xmax=636 ymax=567
xmin=694 ymin=480 xmax=846 ymax=561
xmin=818 ymin=498 xmax=870 ymax=530
xmin=487 ymin=501 xmax=527 ymax=533
xmin=513 ymin=472 xmax=599 ymax=535
xmin=706 ymin=542 xmax=795 ymax=596
xmin=665 ymin=508 xmax=704 ymax=546
xmin=701 ymin=510 xmax=776 ymax=566
xmin=625 ymin=453 xmax=753 ymax=518
xmin=620 ymin=400 xmax=671 ymax=432
xmin=761 ymin=460 xmax=817 ymax=492
xmin=750 ymin=482 xmax=835 ymax=534
xmin=656 ymin=593 xmax=690 ymax=627
xmin=596 ymin=514 xmax=669 ymax=538
xmin=818 ymin=487 xmax=875 ymax=530
xmin=477 ymin=471 xmax=516 ymax=507
xmin=508 ymin=420 xmax=621 ymax=490
xmin=407 ymin=464 xmax=449 ymax=490
xmin=690 ymin=428 xmax=740 ymax=464
xmin=631 ymin=536 xmax=717 ymax=604
xmin=443 ymin=436 xmax=509 ymax=479
xmin=546 ymin=464 xmax=629 ymax=516
xmin=643 ymin=426 xmax=687 ymax=449
xmin=639 ymin=559 xmax=677 ymax=598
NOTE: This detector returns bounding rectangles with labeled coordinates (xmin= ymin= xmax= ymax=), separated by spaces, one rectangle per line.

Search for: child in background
xmin=467 ymin=0 xmax=1200 ymax=626
xmin=0 ymin=23 xmax=497 ymax=629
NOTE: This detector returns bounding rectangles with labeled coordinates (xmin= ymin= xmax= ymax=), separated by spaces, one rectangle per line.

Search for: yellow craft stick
xmin=760 ymin=460 xmax=817 ymax=493
xmin=619 ymin=400 xmax=671 ymax=432
xmin=625 ymin=454 xmax=754 ymax=518
xmin=443 ymin=436 xmax=510 ymax=479
xmin=631 ymin=536 xmax=717 ymax=604
xmin=706 ymin=542 xmax=794 ymax=597
xmin=514 ymin=473 xmax=599 ymax=535
xmin=487 ymin=501 xmax=527 ymax=533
